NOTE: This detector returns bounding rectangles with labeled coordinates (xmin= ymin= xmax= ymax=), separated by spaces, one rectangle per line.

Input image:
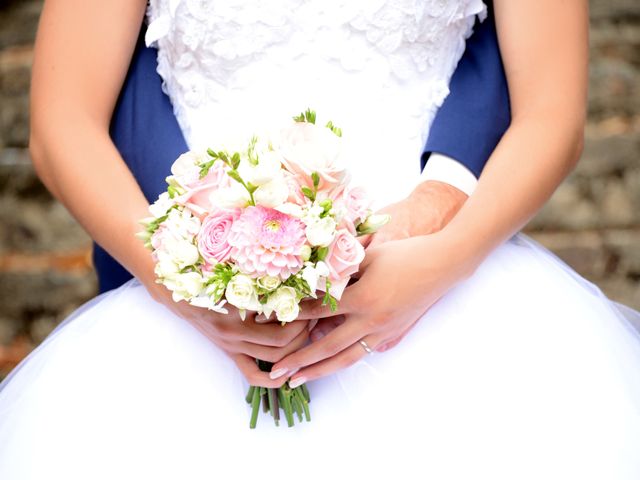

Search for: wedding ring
xmin=359 ymin=339 xmax=373 ymax=354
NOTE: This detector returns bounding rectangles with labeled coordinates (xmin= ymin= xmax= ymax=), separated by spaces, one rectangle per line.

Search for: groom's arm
xmin=421 ymin=1 xmax=511 ymax=196
xmin=367 ymin=3 xmax=511 ymax=248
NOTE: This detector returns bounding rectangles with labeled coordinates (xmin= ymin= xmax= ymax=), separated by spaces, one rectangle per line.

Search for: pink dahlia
xmin=228 ymin=206 xmax=306 ymax=280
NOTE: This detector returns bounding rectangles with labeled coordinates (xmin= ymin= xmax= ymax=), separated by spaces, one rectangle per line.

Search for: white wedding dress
xmin=1 ymin=1 xmax=640 ymax=478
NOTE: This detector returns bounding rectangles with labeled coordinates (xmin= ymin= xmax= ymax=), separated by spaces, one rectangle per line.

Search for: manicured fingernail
xmin=289 ymin=377 xmax=307 ymax=389
xmin=307 ymin=319 xmax=318 ymax=331
xmin=269 ymin=368 xmax=288 ymax=380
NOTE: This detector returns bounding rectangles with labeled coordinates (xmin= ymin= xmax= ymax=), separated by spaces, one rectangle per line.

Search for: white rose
xmin=254 ymin=176 xmax=290 ymax=208
xmin=164 ymin=271 xmax=204 ymax=302
xmin=165 ymin=237 xmax=200 ymax=269
xmin=225 ymin=274 xmax=261 ymax=312
xmin=301 ymin=261 xmax=329 ymax=295
xmin=257 ymin=275 xmax=281 ymax=292
xmin=305 ymin=216 xmax=337 ymax=247
xmin=210 ymin=182 xmax=251 ymax=209
xmin=165 ymin=208 xmax=201 ymax=238
xmin=266 ymin=286 xmax=299 ymax=324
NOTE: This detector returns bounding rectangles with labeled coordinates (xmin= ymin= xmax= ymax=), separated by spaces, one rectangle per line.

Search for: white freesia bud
xmin=305 ymin=216 xmax=337 ymax=247
xmin=210 ymin=182 xmax=251 ymax=209
xmin=241 ymin=150 xmax=283 ymax=186
xmin=300 ymin=245 xmax=312 ymax=262
xmin=254 ymin=176 xmax=289 ymax=208
xmin=357 ymin=213 xmax=391 ymax=236
xmin=149 ymin=192 xmax=175 ymax=218
xmin=266 ymin=286 xmax=299 ymax=324
xmin=225 ymin=274 xmax=261 ymax=312
xmin=189 ymin=295 xmax=229 ymax=314
xmin=154 ymin=257 xmax=180 ymax=279
xmin=257 ymin=275 xmax=281 ymax=292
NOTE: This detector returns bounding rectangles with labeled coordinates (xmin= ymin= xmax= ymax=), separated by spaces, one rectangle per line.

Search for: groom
xmin=98 ymin=1 xmax=510 ymax=292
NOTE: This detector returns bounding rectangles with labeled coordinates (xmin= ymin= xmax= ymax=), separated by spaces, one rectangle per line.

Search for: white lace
xmin=145 ymin=0 xmax=486 ymax=205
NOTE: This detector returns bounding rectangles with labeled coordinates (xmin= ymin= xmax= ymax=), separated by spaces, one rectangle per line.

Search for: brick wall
xmin=0 ymin=0 xmax=639 ymax=376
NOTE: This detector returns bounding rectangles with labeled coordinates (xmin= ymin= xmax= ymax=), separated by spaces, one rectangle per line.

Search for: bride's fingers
xmin=268 ymin=317 xmax=365 ymax=379
xmin=233 ymin=326 xmax=309 ymax=363
xmin=222 ymin=317 xmax=307 ymax=347
xmin=287 ymin=333 xmax=384 ymax=387
xmin=231 ymin=353 xmax=288 ymax=388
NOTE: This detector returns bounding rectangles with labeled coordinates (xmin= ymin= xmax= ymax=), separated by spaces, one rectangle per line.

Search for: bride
xmin=1 ymin=0 xmax=640 ymax=478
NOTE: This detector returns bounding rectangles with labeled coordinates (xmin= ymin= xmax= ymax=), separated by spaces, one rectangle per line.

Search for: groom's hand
xmin=364 ymin=180 xmax=468 ymax=249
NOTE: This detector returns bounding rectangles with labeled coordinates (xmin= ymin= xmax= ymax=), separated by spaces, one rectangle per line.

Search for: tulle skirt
xmin=1 ymin=234 xmax=639 ymax=480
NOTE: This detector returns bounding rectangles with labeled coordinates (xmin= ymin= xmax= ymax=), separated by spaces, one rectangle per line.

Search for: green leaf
xmin=246 ymin=182 xmax=258 ymax=194
xmin=301 ymin=186 xmax=316 ymax=202
xmin=199 ymin=160 xmax=216 ymax=179
xmin=207 ymin=148 xmax=219 ymax=158
xmin=315 ymin=246 xmax=328 ymax=262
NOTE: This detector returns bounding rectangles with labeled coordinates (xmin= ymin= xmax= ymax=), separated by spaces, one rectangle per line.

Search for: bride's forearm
xmin=30 ymin=122 xmax=156 ymax=286
xmin=437 ymin=0 xmax=589 ymax=274
xmin=442 ymin=114 xmax=584 ymax=271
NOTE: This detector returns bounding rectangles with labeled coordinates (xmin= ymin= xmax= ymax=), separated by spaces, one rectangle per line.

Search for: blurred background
xmin=0 ymin=0 xmax=639 ymax=379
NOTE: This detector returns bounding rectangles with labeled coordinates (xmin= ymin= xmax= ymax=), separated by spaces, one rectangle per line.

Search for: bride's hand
xmin=310 ymin=180 xmax=467 ymax=344
xmin=145 ymin=280 xmax=308 ymax=387
xmin=268 ymin=232 xmax=474 ymax=387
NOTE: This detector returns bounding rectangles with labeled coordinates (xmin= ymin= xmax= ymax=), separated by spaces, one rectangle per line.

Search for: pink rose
xmin=176 ymin=161 xmax=232 ymax=217
xmin=197 ymin=208 xmax=240 ymax=267
xmin=324 ymin=229 xmax=365 ymax=299
xmin=277 ymin=122 xmax=347 ymax=193
xmin=332 ymin=185 xmax=371 ymax=232
xmin=282 ymin=170 xmax=308 ymax=206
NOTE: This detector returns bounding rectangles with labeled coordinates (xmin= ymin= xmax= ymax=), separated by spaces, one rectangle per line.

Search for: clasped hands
xmin=155 ymin=181 xmax=469 ymax=387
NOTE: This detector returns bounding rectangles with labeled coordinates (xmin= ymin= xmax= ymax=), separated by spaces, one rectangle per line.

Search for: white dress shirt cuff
xmin=421 ymin=153 xmax=478 ymax=196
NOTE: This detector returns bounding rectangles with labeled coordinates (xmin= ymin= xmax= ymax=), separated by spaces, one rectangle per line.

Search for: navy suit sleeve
xmin=422 ymin=3 xmax=511 ymax=178
xmin=93 ymin=27 xmax=189 ymax=293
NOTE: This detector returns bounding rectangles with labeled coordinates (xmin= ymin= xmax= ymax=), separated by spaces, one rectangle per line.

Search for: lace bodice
xmin=146 ymin=0 xmax=486 ymax=205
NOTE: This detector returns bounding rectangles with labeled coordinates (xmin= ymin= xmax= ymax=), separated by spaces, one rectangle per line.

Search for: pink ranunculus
xmin=324 ymin=229 xmax=365 ymax=299
xmin=227 ymin=206 xmax=306 ymax=280
xmin=276 ymin=122 xmax=347 ymax=193
xmin=176 ymin=161 xmax=232 ymax=217
xmin=197 ymin=208 xmax=241 ymax=268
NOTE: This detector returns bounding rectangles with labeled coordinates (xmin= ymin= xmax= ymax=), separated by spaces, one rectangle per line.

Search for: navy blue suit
xmin=97 ymin=5 xmax=510 ymax=293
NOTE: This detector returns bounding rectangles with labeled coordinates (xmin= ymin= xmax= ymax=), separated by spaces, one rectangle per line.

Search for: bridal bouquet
xmin=138 ymin=110 xmax=388 ymax=428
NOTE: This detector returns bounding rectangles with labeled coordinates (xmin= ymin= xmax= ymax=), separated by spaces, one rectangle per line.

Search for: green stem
xmin=295 ymin=388 xmax=311 ymax=422
xmin=279 ymin=387 xmax=294 ymax=427
xmin=245 ymin=385 xmax=255 ymax=404
xmin=291 ymin=391 xmax=303 ymax=422
xmin=249 ymin=385 xmax=261 ymax=429
xmin=261 ymin=387 xmax=269 ymax=413
xmin=300 ymin=384 xmax=311 ymax=403
xmin=267 ymin=387 xmax=279 ymax=426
